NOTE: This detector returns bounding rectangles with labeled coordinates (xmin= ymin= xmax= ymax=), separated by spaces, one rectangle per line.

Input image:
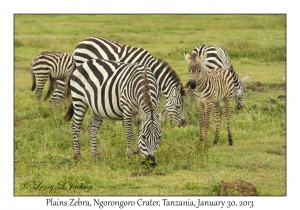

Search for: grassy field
xmin=14 ymin=14 xmax=286 ymax=196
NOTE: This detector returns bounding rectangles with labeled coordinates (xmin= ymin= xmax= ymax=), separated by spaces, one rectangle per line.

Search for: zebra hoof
xmin=73 ymin=154 xmax=81 ymax=161
xmin=213 ymin=140 xmax=218 ymax=145
xmin=92 ymin=153 xmax=99 ymax=159
xmin=126 ymin=152 xmax=132 ymax=158
xmin=229 ymin=141 xmax=233 ymax=146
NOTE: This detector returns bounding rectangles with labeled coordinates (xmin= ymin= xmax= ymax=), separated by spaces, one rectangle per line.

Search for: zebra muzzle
xmin=141 ymin=155 xmax=157 ymax=167
xmin=189 ymin=80 xmax=197 ymax=89
xmin=179 ymin=119 xmax=185 ymax=127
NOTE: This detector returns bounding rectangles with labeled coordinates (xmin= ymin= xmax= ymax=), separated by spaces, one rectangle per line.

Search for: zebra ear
xmin=198 ymin=50 xmax=207 ymax=62
xmin=184 ymin=51 xmax=192 ymax=64
xmin=241 ymin=75 xmax=250 ymax=83
xmin=182 ymin=88 xmax=191 ymax=97
xmin=138 ymin=108 xmax=147 ymax=122
xmin=172 ymin=85 xmax=181 ymax=97
xmin=157 ymin=109 xmax=168 ymax=123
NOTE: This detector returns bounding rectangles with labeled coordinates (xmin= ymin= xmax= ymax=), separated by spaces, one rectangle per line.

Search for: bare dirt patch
xmin=247 ymin=82 xmax=265 ymax=92
xmin=182 ymin=121 xmax=197 ymax=127
xmin=220 ymin=180 xmax=257 ymax=196
xmin=238 ymin=161 xmax=263 ymax=168
xmin=246 ymin=82 xmax=286 ymax=92
xmin=130 ymin=170 xmax=167 ymax=177
xmin=266 ymin=149 xmax=285 ymax=156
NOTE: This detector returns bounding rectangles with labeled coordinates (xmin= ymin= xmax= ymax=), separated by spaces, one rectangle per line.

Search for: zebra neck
xmin=196 ymin=71 xmax=211 ymax=93
xmin=148 ymin=58 xmax=180 ymax=98
xmin=230 ymin=67 xmax=242 ymax=86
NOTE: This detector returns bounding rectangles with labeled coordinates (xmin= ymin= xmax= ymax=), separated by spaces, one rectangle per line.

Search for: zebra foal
xmin=186 ymin=45 xmax=250 ymax=110
xmin=64 ymin=59 xmax=161 ymax=165
xmin=184 ymin=51 xmax=234 ymax=146
xmin=31 ymin=51 xmax=75 ymax=104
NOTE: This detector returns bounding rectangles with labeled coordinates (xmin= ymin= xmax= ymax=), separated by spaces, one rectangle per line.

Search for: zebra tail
xmin=31 ymin=70 xmax=36 ymax=91
xmin=65 ymin=63 xmax=75 ymax=99
xmin=64 ymin=102 xmax=74 ymax=122
xmin=65 ymin=74 xmax=72 ymax=99
xmin=43 ymin=84 xmax=54 ymax=101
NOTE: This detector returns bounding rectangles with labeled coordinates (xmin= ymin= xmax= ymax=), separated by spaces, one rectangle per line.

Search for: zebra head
xmin=165 ymin=84 xmax=186 ymax=127
xmin=234 ymin=75 xmax=250 ymax=109
xmin=184 ymin=50 xmax=205 ymax=89
xmin=138 ymin=110 xmax=162 ymax=166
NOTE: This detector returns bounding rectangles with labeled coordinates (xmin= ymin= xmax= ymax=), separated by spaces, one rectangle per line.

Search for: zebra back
xmin=72 ymin=36 xmax=186 ymax=127
xmin=31 ymin=51 xmax=75 ymax=103
xmin=32 ymin=51 xmax=74 ymax=79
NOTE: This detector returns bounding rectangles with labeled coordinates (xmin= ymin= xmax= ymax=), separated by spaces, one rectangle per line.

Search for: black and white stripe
xmin=184 ymin=50 xmax=234 ymax=146
xmin=71 ymin=36 xmax=186 ymax=127
xmin=64 ymin=59 xmax=161 ymax=165
xmin=49 ymin=80 xmax=66 ymax=107
xmin=31 ymin=51 xmax=75 ymax=103
xmin=187 ymin=45 xmax=249 ymax=109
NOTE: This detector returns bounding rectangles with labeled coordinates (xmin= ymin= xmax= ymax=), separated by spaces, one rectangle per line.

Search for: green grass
xmin=14 ymin=14 xmax=286 ymax=196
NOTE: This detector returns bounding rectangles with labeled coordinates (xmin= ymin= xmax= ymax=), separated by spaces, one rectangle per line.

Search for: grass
xmin=14 ymin=14 xmax=286 ymax=196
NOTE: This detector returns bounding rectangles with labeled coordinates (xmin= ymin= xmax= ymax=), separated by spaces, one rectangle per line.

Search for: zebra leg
xmin=71 ymin=101 xmax=88 ymax=160
xmin=224 ymin=97 xmax=233 ymax=146
xmin=49 ymin=81 xmax=66 ymax=108
xmin=87 ymin=112 xmax=103 ymax=158
xmin=123 ymin=117 xmax=134 ymax=158
xmin=36 ymin=77 xmax=48 ymax=103
xmin=50 ymin=78 xmax=65 ymax=92
xmin=134 ymin=118 xmax=142 ymax=154
xmin=50 ymin=90 xmax=65 ymax=108
xmin=71 ymin=123 xmax=81 ymax=160
xmin=213 ymin=102 xmax=222 ymax=145
xmin=197 ymin=102 xmax=205 ymax=141
xmin=204 ymin=103 xmax=213 ymax=142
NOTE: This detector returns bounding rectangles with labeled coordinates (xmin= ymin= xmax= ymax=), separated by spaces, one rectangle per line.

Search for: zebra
xmin=64 ymin=59 xmax=161 ymax=165
xmin=70 ymin=36 xmax=187 ymax=127
xmin=31 ymin=51 xmax=75 ymax=103
xmin=184 ymin=50 xmax=234 ymax=146
xmin=185 ymin=45 xmax=250 ymax=110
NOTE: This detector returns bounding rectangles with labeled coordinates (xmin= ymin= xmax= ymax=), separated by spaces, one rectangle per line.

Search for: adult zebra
xmin=71 ymin=36 xmax=186 ymax=127
xmin=64 ymin=59 xmax=161 ymax=165
xmin=184 ymin=50 xmax=234 ymax=146
xmin=185 ymin=45 xmax=250 ymax=109
xmin=31 ymin=51 xmax=75 ymax=103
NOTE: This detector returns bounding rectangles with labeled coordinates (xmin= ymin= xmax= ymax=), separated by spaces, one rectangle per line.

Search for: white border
xmin=6 ymin=1 xmax=297 ymax=209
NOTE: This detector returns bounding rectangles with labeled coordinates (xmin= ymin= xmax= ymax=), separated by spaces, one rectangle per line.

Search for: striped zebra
xmin=184 ymin=50 xmax=234 ymax=146
xmin=185 ymin=45 xmax=250 ymax=110
xmin=71 ymin=36 xmax=186 ymax=127
xmin=64 ymin=59 xmax=161 ymax=165
xmin=31 ymin=51 xmax=75 ymax=103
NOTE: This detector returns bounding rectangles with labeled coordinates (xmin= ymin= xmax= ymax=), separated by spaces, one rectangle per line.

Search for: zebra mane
xmin=190 ymin=52 xmax=206 ymax=71
xmin=156 ymin=57 xmax=183 ymax=88
xmin=190 ymin=52 xmax=199 ymax=61
xmin=40 ymin=51 xmax=70 ymax=55
xmin=140 ymin=68 xmax=155 ymax=118
xmin=36 ymin=51 xmax=72 ymax=58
